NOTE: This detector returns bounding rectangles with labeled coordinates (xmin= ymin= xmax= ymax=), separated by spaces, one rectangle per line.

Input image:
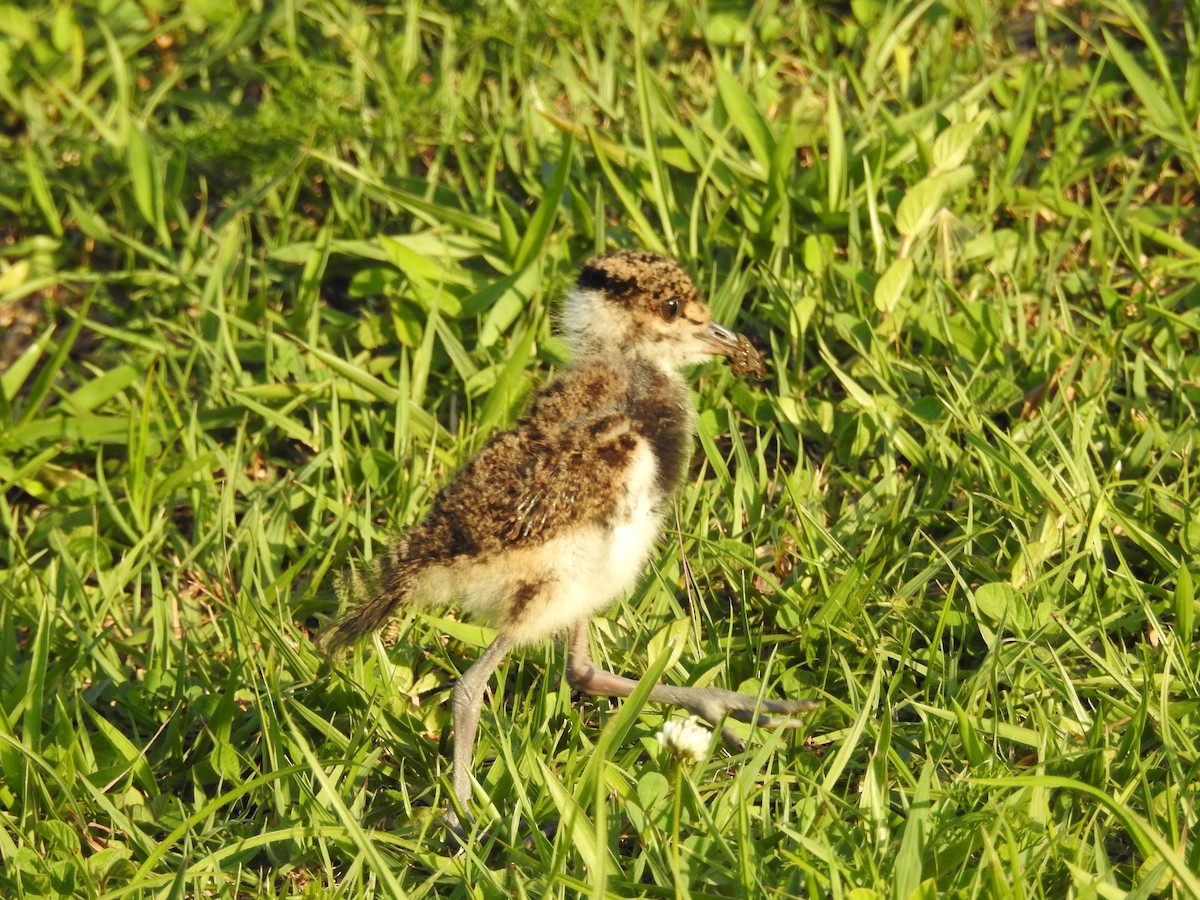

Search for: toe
xmin=441 ymin=810 xmax=470 ymax=853
xmin=720 ymin=724 xmax=747 ymax=750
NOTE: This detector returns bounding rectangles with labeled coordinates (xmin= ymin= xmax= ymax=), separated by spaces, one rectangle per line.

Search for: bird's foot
xmin=665 ymin=687 xmax=819 ymax=750
xmin=567 ymin=645 xmax=817 ymax=751
xmin=441 ymin=809 xmax=471 ymax=854
xmin=442 ymin=808 xmax=558 ymax=854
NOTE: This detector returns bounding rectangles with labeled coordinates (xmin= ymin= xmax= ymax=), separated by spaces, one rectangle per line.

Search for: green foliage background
xmin=1 ymin=0 xmax=1198 ymax=896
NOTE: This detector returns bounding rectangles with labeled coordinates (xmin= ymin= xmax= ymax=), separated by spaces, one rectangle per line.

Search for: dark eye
xmin=659 ymin=297 xmax=681 ymax=322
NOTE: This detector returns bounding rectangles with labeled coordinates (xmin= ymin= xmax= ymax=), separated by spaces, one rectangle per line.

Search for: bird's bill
xmin=699 ymin=321 xmax=742 ymax=356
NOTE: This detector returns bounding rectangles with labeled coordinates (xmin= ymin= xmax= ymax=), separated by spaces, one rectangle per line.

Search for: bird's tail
xmin=317 ymin=542 xmax=420 ymax=655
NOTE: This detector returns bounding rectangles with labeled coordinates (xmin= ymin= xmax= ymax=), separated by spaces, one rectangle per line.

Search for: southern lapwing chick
xmin=320 ymin=249 xmax=817 ymax=837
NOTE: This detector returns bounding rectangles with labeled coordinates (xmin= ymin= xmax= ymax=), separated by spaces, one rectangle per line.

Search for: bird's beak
xmin=700 ymin=321 xmax=742 ymax=357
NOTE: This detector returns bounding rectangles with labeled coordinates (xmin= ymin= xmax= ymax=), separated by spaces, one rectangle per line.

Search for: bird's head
xmin=562 ymin=250 xmax=744 ymax=369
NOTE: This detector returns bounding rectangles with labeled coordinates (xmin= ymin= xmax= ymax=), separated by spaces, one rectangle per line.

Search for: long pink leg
xmin=564 ymin=624 xmax=817 ymax=748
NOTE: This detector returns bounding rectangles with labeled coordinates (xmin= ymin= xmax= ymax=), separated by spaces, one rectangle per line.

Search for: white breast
xmin=603 ymin=440 xmax=662 ymax=589
xmin=489 ymin=439 xmax=665 ymax=645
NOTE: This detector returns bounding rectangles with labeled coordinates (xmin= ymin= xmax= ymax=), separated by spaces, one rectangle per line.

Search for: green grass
xmin=2 ymin=0 xmax=1199 ymax=896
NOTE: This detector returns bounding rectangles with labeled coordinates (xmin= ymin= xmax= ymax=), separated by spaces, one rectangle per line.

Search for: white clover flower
xmin=656 ymin=716 xmax=712 ymax=762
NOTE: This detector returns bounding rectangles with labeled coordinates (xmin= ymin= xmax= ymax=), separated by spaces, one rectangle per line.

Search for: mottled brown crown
xmin=576 ymin=250 xmax=701 ymax=309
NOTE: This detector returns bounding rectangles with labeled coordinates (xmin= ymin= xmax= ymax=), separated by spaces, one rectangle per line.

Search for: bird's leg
xmin=444 ymin=632 xmax=515 ymax=840
xmin=565 ymin=623 xmax=817 ymax=749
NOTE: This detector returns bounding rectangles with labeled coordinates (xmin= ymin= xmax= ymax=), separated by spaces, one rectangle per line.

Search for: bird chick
xmin=320 ymin=249 xmax=816 ymax=837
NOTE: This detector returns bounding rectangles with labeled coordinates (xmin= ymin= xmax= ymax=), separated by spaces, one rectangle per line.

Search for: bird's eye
xmin=659 ymin=297 xmax=681 ymax=322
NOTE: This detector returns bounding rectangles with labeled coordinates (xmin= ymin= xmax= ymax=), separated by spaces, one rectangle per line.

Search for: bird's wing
xmin=409 ymin=406 xmax=644 ymax=559
xmin=522 ymin=365 xmax=628 ymax=431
